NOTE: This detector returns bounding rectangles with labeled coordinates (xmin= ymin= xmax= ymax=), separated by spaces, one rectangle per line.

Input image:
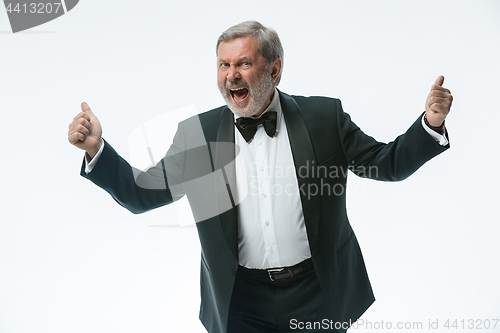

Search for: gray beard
xmin=218 ymin=72 xmax=274 ymax=118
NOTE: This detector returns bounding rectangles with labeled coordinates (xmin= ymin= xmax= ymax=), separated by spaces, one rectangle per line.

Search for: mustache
xmin=226 ymin=80 xmax=250 ymax=90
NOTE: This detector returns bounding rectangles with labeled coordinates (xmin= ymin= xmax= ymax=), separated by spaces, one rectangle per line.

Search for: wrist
xmin=424 ymin=113 xmax=445 ymax=135
xmin=86 ymin=138 xmax=103 ymax=159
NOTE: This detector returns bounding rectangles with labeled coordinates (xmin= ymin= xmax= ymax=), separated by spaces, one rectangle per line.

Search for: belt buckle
xmin=267 ymin=268 xmax=285 ymax=282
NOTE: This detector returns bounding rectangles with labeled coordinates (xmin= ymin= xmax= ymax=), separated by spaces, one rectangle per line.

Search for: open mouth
xmin=229 ymin=87 xmax=249 ymax=103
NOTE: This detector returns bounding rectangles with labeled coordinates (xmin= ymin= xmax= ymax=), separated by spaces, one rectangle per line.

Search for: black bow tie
xmin=234 ymin=111 xmax=277 ymax=143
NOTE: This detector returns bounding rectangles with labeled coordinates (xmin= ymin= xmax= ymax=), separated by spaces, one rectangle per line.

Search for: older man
xmin=68 ymin=21 xmax=452 ymax=333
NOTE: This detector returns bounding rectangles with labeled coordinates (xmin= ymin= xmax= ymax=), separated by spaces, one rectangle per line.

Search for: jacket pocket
xmin=337 ymin=232 xmax=354 ymax=254
xmin=201 ymin=253 xmax=210 ymax=271
xmin=318 ymin=154 xmax=335 ymax=166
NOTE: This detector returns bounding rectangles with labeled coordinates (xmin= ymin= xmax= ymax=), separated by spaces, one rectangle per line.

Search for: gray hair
xmin=216 ymin=20 xmax=284 ymax=86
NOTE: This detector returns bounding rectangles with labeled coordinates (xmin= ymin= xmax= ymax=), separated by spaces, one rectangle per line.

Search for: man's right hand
xmin=68 ymin=102 xmax=103 ymax=159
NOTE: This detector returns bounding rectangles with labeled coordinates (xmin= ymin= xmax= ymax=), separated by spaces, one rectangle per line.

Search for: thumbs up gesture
xmin=425 ymin=75 xmax=453 ymax=127
xmin=68 ymin=102 xmax=103 ymax=158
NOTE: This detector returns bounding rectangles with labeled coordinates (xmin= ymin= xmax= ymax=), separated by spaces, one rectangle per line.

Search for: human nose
xmin=226 ymin=66 xmax=241 ymax=82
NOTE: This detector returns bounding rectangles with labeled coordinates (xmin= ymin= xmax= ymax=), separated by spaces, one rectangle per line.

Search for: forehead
xmin=217 ymin=36 xmax=260 ymax=61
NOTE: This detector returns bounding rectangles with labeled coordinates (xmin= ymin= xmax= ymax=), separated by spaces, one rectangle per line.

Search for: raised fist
xmin=68 ymin=102 xmax=103 ymax=158
xmin=425 ymin=75 xmax=453 ymax=127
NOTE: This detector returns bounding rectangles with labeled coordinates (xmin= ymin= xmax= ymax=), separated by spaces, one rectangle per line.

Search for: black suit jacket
xmin=81 ymin=90 xmax=449 ymax=332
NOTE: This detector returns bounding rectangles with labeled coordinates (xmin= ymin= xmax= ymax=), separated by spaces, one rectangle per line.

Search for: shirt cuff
xmin=84 ymin=139 xmax=105 ymax=174
xmin=421 ymin=115 xmax=448 ymax=146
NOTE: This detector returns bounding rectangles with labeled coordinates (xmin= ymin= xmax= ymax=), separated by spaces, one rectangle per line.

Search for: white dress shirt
xmin=234 ymin=89 xmax=311 ymax=269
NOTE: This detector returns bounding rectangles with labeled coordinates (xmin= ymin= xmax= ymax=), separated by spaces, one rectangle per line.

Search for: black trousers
xmin=227 ymin=259 xmax=343 ymax=333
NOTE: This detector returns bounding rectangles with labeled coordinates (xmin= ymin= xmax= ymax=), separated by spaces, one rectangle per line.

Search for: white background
xmin=1 ymin=0 xmax=499 ymax=332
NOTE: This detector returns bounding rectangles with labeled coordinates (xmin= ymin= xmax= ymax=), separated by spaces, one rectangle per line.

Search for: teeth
xmin=230 ymin=87 xmax=246 ymax=91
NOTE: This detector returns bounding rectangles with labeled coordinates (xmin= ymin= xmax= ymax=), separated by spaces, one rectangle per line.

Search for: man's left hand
xmin=425 ymin=75 xmax=453 ymax=127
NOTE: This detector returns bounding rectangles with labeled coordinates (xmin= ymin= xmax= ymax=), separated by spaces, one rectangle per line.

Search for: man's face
xmin=217 ymin=37 xmax=277 ymax=117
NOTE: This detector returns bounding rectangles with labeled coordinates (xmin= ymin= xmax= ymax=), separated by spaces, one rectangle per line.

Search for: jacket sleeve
xmin=80 ymin=123 xmax=188 ymax=214
xmin=336 ymin=99 xmax=449 ymax=181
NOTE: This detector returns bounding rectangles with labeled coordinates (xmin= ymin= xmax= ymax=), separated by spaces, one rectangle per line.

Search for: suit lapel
xmin=213 ymin=107 xmax=239 ymax=260
xmin=279 ymin=90 xmax=321 ymax=248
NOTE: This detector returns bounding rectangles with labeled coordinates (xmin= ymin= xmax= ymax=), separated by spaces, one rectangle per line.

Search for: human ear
xmin=270 ymin=58 xmax=282 ymax=82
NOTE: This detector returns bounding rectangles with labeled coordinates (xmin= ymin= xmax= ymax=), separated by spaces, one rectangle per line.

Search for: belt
xmin=239 ymin=258 xmax=313 ymax=282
